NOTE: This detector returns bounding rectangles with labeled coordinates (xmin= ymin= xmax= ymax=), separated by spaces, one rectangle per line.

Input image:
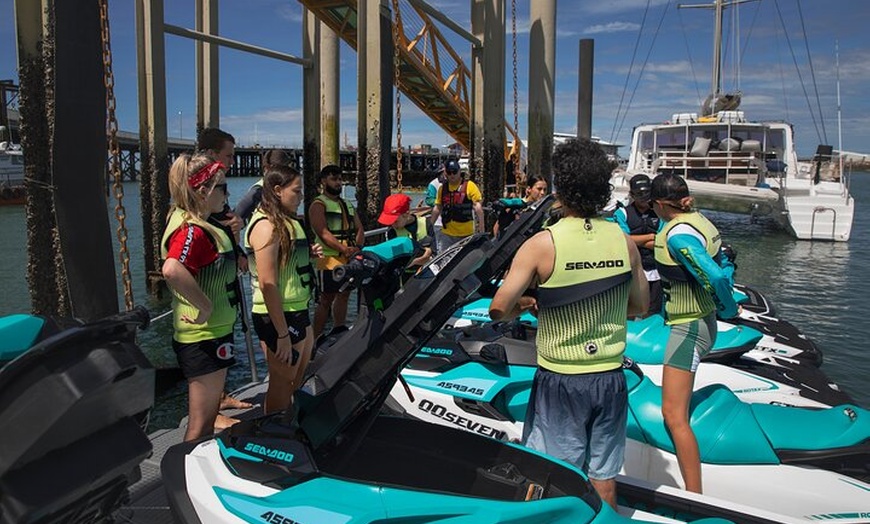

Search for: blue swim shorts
xmin=522 ymin=366 xmax=627 ymax=480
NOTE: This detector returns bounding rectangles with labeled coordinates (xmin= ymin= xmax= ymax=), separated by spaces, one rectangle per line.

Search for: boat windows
xmin=654 ymin=129 xmax=689 ymax=150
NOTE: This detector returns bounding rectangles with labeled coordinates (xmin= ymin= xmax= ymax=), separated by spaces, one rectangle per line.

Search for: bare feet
xmin=214 ymin=414 xmax=240 ymax=431
xmin=219 ymin=392 xmax=253 ymax=411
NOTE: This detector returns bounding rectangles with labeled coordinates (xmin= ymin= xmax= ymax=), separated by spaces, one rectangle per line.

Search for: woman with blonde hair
xmin=650 ymin=173 xmax=738 ymax=493
xmin=161 ymin=153 xmax=238 ymax=441
xmin=245 ymin=165 xmax=321 ymax=413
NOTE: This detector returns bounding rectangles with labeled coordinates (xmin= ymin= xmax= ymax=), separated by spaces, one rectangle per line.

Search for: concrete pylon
xmin=527 ymin=0 xmax=556 ymax=185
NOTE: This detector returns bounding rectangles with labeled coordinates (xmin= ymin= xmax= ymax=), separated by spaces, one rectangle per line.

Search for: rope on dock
xmin=150 ymin=308 xmax=173 ymax=323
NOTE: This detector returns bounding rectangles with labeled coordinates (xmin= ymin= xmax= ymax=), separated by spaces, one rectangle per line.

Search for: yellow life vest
xmin=245 ymin=210 xmax=314 ymax=314
xmin=654 ymin=211 xmax=721 ymax=324
xmin=537 ymin=217 xmax=632 ymax=374
xmin=160 ymin=208 xmax=238 ymax=343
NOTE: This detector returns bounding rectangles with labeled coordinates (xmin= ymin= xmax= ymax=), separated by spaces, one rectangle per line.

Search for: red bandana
xmin=188 ymin=161 xmax=226 ymax=189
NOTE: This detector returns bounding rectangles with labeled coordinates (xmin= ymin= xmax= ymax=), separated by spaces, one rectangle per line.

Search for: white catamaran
xmin=610 ymin=0 xmax=853 ymax=241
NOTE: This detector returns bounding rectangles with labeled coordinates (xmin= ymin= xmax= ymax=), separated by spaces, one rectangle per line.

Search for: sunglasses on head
xmin=655 ymin=199 xmax=685 ymax=211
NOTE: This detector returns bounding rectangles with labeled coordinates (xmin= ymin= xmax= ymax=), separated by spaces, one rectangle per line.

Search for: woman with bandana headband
xmin=161 ymin=153 xmax=239 ymax=441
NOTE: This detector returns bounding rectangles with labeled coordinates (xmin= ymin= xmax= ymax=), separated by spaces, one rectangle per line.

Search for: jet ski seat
xmin=626 ymin=373 xmax=780 ymax=465
xmin=751 ymin=403 xmax=870 ymax=451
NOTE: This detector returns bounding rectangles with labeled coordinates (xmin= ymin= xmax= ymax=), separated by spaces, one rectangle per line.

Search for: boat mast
xmin=679 ymin=0 xmax=756 ymax=101
xmin=836 ymin=40 xmax=843 ymax=179
xmin=712 ymin=0 xmax=724 ymax=98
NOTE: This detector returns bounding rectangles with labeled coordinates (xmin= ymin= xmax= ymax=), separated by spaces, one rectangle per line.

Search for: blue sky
xmin=1 ymin=0 xmax=867 ymax=157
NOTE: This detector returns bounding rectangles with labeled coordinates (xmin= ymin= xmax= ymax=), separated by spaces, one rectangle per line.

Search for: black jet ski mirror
xmin=294 ymin=195 xmax=555 ymax=464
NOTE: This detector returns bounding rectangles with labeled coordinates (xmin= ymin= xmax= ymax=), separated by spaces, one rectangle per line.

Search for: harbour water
xmin=0 ymin=174 xmax=868 ymax=431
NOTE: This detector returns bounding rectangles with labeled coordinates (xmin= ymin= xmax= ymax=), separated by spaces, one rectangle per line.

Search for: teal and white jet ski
xmin=445 ymin=298 xmax=848 ymax=408
xmin=160 ymin=196 xmax=792 ymax=524
xmin=390 ymin=337 xmax=870 ymax=522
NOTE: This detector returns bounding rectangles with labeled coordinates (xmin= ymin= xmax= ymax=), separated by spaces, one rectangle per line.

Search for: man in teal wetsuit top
xmin=489 ymin=138 xmax=648 ymax=509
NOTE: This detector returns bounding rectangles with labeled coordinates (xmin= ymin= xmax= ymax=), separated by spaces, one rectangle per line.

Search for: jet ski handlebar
xmin=332 ymin=237 xmax=417 ymax=310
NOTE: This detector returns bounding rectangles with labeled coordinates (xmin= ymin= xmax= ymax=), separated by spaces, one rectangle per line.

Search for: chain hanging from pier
xmin=392 ymin=0 xmax=404 ymax=193
xmin=100 ymin=0 xmax=134 ymax=311
xmin=511 ymin=0 xmax=522 ymax=195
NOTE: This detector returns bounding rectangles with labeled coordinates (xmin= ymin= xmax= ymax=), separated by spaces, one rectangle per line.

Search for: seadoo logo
xmin=421 ymin=346 xmax=454 ymax=356
xmin=565 ymin=260 xmax=625 ymax=270
xmin=244 ymin=442 xmax=295 ymax=464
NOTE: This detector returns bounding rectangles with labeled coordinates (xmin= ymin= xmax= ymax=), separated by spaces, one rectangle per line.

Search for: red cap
xmin=378 ymin=193 xmax=412 ymax=226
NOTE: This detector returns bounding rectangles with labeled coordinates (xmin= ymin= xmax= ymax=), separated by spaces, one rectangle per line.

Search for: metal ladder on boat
xmin=810 ymin=206 xmax=837 ymax=240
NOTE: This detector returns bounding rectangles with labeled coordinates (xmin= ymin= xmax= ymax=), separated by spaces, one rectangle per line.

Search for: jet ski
xmin=445 ymin=298 xmax=847 ymax=408
xmin=160 ymin=196 xmax=791 ymax=524
xmin=0 ymin=307 xmax=154 ymax=524
xmin=390 ymin=335 xmax=870 ymax=521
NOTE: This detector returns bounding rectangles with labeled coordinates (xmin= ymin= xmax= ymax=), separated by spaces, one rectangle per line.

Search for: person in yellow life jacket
xmin=245 ymin=165 xmax=322 ymax=414
xmin=161 ymin=154 xmax=239 ymax=442
xmin=377 ymin=193 xmax=434 ymax=283
xmin=489 ymin=138 xmax=648 ymax=510
xmin=308 ymin=164 xmax=365 ymax=338
xmin=651 ymin=173 xmax=739 ymax=495
xmin=430 ymin=160 xmax=484 ymax=251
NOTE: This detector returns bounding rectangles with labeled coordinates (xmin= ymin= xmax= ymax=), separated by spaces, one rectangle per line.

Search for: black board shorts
xmin=172 ymin=333 xmax=236 ymax=379
xmin=252 ymin=310 xmax=310 ymax=348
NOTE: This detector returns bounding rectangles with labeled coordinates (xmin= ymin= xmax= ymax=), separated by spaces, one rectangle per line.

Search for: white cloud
xmin=277 ymin=5 xmax=303 ymax=23
xmin=583 ymin=22 xmax=641 ymax=35
xmin=578 ymin=0 xmax=671 ymax=16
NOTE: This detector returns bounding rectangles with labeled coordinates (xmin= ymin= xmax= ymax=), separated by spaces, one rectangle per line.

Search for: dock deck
xmin=116 ymin=381 xmax=269 ymax=523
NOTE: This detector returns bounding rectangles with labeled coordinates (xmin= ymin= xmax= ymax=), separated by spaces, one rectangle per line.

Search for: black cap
xmin=629 ymin=174 xmax=652 ymax=199
xmin=444 ymin=159 xmax=460 ymax=173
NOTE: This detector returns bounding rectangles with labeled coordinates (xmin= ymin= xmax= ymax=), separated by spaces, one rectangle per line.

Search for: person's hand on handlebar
xmin=340 ymin=245 xmax=360 ymax=258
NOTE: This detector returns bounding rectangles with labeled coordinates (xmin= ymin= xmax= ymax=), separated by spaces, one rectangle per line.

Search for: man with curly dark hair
xmin=490 ymin=138 xmax=648 ymax=509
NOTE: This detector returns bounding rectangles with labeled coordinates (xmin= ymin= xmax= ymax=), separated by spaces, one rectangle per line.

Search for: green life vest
xmin=312 ymin=194 xmax=356 ymax=257
xmin=537 ymin=217 xmax=632 ymax=374
xmin=160 ymin=209 xmax=238 ymax=343
xmin=654 ymin=211 xmax=721 ymax=324
xmin=244 ymin=210 xmax=314 ymax=314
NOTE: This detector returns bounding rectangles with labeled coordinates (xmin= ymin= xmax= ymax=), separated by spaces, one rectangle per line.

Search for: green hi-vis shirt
xmin=536 ymin=217 xmax=632 ymax=374
xmin=245 ymin=210 xmax=314 ymax=314
xmin=311 ymin=194 xmax=356 ymax=257
xmin=161 ymin=209 xmax=238 ymax=343
xmin=654 ymin=211 xmax=721 ymax=325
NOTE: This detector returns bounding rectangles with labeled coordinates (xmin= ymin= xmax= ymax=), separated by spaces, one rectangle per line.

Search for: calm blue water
xmin=0 ymin=175 xmax=868 ymax=429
